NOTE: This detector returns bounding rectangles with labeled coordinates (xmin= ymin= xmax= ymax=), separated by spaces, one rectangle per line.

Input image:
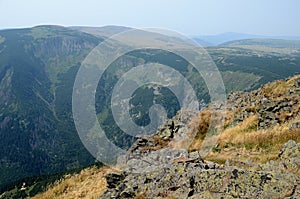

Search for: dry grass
xmin=218 ymin=115 xmax=258 ymax=144
xmin=188 ymin=109 xmax=211 ymax=151
xmin=32 ymin=166 xmax=118 ymax=199
xmin=203 ymin=75 xmax=300 ymax=163
xmin=279 ymin=103 xmax=300 ymax=122
xmin=139 ymin=135 xmax=171 ymax=152
xmin=223 ymin=110 xmax=235 ymax=129
xmin=134 ymin=193 xmax=148 ymax=199
xmin=207 ymin=115 xmax=300 ymax=163
xmin=261 ymin=75 xmax=299 ymax=98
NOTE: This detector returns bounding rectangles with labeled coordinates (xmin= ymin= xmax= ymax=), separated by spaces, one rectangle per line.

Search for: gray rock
xmin=100 ymin=140 xmax=300 ymax=199
xmin=105 ymin=172 xmax=125 ymax=189
xmin=290 ymin=122 xmax=300 ymax=130
xmin=294 ymin=77 xmax=300 ymax=88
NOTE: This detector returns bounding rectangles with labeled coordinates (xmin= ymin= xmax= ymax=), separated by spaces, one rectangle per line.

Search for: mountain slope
xmin=221 ymin=38 xmax=300 ymax=49
xmin=0 ymin=25 xmax=300 ymax=193
xmin=27 ymin=75 xmax=300 ymax=199
xmin=0 ymin=25 xmax=102 ymax=189
xmin=70 ymin=26 xmax=132 ymax=38
xmin=193 ymin=32 xmax=300 ymax=46
xmin=99 ymin=75 xmax=300 ymax=198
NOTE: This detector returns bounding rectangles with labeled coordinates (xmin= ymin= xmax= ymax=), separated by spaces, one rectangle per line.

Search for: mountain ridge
xmin=1 ymin=25 xmax=300 ymax=195
xmin=193 ymin=32 xmax=300 ymax=46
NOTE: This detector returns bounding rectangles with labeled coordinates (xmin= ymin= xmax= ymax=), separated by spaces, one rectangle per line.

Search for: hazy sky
xmin=0 ymin=0 xmax=299 ymax=36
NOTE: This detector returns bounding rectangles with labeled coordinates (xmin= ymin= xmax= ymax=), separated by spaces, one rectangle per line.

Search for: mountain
xmin=99 ymin=76 xmax=300 ymax=199
xmin=100 ymin=75 xmax=300 ymax=198
xmin=221 ymin=38 xmax=300 ymax=49
xmin=0 ymin=25 xmax=102 ymax=189
xmin=14 ymin=74 xmax=300 ymax=199
xmin=193 ymin=32 xmax=300 ymax=46
xmin=70 ymin=25 xmax=132 ymax=38
xmin=0 ymin=25 xmax=300 ymax=194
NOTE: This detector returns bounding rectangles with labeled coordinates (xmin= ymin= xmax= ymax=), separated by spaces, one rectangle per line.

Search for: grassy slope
xmin=31 ymin=167 xmax=118 ymax=199
xmin=190 ymin=75 xmax=300 ymax=164
xmin=0 ymin=165 xmax=117 ymax=199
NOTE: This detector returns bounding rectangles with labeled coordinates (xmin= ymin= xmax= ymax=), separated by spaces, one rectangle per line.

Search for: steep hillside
xmin=0 ymin=26 xmax=102 ymax=189
xmin=0 ymin=164 xmax=116 ymax=199
xmin=1 ymin=25 xmax=300 ymax=193
xmin=99 ymin=75 xmax=300 ymax=198
xmin=18 ymin=75 xmax=300 ymax=199
xmin=207 ymin=75 xmax=300 ymax=163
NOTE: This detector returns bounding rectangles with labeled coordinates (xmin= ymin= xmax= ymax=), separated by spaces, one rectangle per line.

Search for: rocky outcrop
xmin=101 ymin=140 xmax=300 ymax=199
xmin=100 ymin=110 xmax=300 ymax=198
xmin=227 ymin=91 xmax=258 ymax=122
xmin=228 ymin=76 xmax=300 ymax=129
xmin=100 ymin=76 xmax=300 ymax=199
xmin=290 ymin=122 xmax=300 ymax=130
xmin=119 ymin=110 xmax=198 ymax=164
xmin=257 ymin=97 xmax=299 ymax=129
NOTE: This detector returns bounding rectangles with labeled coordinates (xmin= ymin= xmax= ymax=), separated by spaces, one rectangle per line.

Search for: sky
xmin=0 ymin=0 xmax=299 ymax=36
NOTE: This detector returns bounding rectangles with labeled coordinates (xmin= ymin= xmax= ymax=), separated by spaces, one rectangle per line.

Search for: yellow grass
xmin=218 ymin=115 xmax=258 ymax=144
xmin=32 ymin=166 xmax=118 ymax=199
xmin=207 ymin=115 xmax=300 ymax=163
xmin=188 ymin=109 xmax=211 ymax=151
xmin=261 ymin=75 xmax=299 ymax=98
xmin=203 ymin=75 xmax=300 ymax=163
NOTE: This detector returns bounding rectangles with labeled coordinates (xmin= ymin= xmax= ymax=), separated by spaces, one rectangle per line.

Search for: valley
xmin=0 ymin=25 xmax=300 ymax=198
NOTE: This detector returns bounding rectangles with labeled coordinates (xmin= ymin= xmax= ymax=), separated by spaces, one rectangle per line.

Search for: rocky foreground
xmin=100 ymin=76 xmax=300 ymax=199
xmin=100 ymin=117 xmax=300 ymax=198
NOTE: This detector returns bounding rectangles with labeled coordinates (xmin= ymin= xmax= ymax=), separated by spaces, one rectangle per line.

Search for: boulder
xmin=290 ymin=122 xmax=300 ymax=130
xmin=101 ymin=140 xmax=300 ymax=199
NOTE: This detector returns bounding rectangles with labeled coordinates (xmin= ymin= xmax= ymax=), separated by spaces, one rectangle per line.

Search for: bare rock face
xmin=119 ymin=110 xmax=198 ymax=165
xmin=228 ymin=76 xmax=300 ymax=130
xmin=101 ymin=139 xmax=300 ymax=199
xmin=100 ymin=109 xmax=300 ymax=198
